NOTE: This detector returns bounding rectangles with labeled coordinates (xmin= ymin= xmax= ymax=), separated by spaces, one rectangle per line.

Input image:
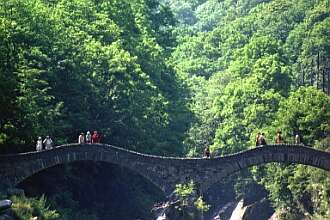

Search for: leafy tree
xmin=271 ymin=86 xmax=330 ymax=144
xmin=0 ymin=12 xmax=19 ymax=148
xmin=0 ymin=0 xmax=191 ymax=155
xmin=11 ymin=195 xmax=60 ymax=220
xmin=252 ymin=87 xmax=330 ymax=218
xmin=174 ymin=181 xmax=210 ymax=219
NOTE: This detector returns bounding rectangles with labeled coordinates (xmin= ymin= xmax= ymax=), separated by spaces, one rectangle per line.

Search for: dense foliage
xmin=0 ymin=193 xmax=59 ymax=220
xmin=0 ymin=0 xmax=191 ymax=155
xmin=1 ymin=0 xmax=329 ymax=219
xmin=172 ymin=181 xmax=210 ymax=220
xmin=164 ymin=0 xmax=330 ymax=218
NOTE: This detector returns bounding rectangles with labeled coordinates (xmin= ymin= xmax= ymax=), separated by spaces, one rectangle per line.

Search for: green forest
xmin=0 ymin=0 xmax=329 ymax=219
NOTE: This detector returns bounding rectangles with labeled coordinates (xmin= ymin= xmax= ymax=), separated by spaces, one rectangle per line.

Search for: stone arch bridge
xmin=0 ymin=144 xmax=329 ymax=194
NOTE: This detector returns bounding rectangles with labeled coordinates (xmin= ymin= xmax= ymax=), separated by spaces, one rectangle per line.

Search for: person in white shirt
xmin=36 ymin=137 xmax=43 ymax=151
xmin=85 ymin=131 xmax=92 ymax=144
xmin=295 ymin=134 xmax=301 ymax=144
xmin=78 ymin=133 xmax=85 ymax=144
xmin=43 ymin=136 xmax=53 ymax=150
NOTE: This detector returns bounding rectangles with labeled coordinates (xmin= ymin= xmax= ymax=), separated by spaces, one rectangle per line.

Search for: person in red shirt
xmin=92 ymin=131 xmax=100 ymax=143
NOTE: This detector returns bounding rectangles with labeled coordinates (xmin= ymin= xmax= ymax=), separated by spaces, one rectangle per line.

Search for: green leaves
xmin=253 ymin=88 xmax=330 ymax=217
xmin=11 ymin=195 xmax=60 ymax=220
xmin=273 ymin=87 xmax=330 ymax=144
xmin=174 ymin=1 xmax=329 ymax=218
xmin=175 ymin=181 xmax=210 ymax=215
xmin=175 ymin=181 xmax=195 ymax=199
xmin=0 ymin=0 xmax=190 ymax=155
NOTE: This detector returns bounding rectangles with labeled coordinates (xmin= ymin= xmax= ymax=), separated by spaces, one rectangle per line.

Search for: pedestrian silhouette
xmin=295 ymin=134 xmax=301 ymax=144
xmin=275 ymin=131 xmax=284 ymax=144
xmin=86 ymin=131 xmax=92 ymax=144
xmin=43 ymin=136 xmax=53 ymax=150
xmin=36 ymin=137 xmax=43 ymax=151
xmin=78 ymin=133 xmax=85 ymax=144
xmin=92 ymin=131 xmax=100 ymax=143
xmin=258 ymin=133 xmax=267 ymax=146
xmin=256 ymin=132 xmax=261 ymax=147
xmin=203 ymin=146 xmax=210 ymax=158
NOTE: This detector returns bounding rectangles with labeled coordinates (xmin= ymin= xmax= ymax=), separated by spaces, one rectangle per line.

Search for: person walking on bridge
xmin=36 ymin=137 xmax=43 ymax=151
xmin=275 ymin=131 xmax=284 ymax=144
xmin=78 ymin=132 xmax=85 ymax=144
xmin=295 ymin=134 xmax=301 ymax=144
xmin=256 ymin=132 xmax=261 ymax=147
xmin=203 ymin=146 xmax=211 ymax=158
xmin=43 ymin=136 xmax=53 ymax=150
xmin=258 ymin=133 xmax=267 ymax=146
xmin=92 ymin=131 xmax=100 ymax=143
xmin=86 ymin=131 xmax=92 ymax=144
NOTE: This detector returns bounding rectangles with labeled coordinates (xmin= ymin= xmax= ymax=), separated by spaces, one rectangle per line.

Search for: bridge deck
xmin=0 ymin=144 xmax=329 ymax=193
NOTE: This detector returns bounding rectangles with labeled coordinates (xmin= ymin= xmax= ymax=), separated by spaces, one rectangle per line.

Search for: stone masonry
xmin=0 ymin=144 xmax=329 ymax=195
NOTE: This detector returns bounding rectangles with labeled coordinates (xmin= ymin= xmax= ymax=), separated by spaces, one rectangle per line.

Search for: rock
xmin=268 ymin=212 xmax=278 ymax=220
xmin=0 ymin=200 xmax=14 ymax=220
xmin=242 ymin=198 xmax=274 ymax=220
xmin=211 ymin=198 xmax=274 ymax=220
xmin=211 ymin=202 xmax=238 ymax=220
xmin=153 ymin=199 xmax=200 ymax=220
xmin=230 ymin=199 xmax=247 ymax=220
xmin=0 ymin=200 xmax=12 ymax=211
xmin=156 ymin=213 xmax=169 ymax=220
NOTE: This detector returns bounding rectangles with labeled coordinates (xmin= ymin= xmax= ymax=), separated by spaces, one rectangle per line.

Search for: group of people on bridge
xmin=78 ymin=131 xmax=101 ymax=144
xmin=203 ymin=131 xmax=302 ymax=158
xmin=35 ymin=131 xmax=101 ymax=151
xmin=35 ymin=136 xmax=54 ymax=151
xmin=35 ymin=130 xmax=302 ymax=158
xmin=255 ymin=131 xmax=301 ymax=147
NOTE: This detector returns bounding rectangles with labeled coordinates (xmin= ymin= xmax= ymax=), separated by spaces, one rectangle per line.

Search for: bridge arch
xmin=17 ymin=160 xmax=166 ymax=205
xmin=0 ymin=144 xmax=329 ymax=194
xmin=0 ymin=144 xmax=178 ymax=193
xmin=191 ymin=144 xmax=330 ymax=191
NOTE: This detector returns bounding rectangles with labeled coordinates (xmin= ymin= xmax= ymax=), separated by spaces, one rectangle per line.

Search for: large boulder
xmin=242 ymin=198 xmax=274 ymax=220
xmin=0 ymin=200 xmax=11 ymax=212
xmin=211 ymin=198 xmax=274 ymax=220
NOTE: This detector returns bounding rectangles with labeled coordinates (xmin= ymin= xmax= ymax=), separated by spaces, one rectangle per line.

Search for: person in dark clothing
xmin=258 ymin=133 xmax=267 ymax=146
xmin=256 ymin=132 xmax=261 ymax=147
xmin=203 ymin=146 xmax=210 ymax=158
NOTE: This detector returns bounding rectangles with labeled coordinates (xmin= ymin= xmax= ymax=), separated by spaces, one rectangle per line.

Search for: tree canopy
xmin=1 ymin=0 xmax=329 ymax=219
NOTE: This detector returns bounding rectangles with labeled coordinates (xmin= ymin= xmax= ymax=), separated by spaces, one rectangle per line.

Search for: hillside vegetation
xmin=0 ymin=0 xmax=329 ymax=219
